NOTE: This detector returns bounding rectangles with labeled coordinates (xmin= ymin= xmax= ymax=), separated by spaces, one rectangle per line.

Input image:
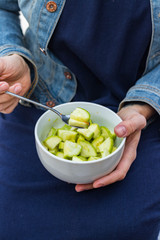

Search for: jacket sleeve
xmin=0 ymin=0 xmax=38 ymax=95
xmin=119 ymin=64 xmax=160 ymax=115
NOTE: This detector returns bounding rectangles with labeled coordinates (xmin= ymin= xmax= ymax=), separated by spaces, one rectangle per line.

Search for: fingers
xmin=0 ymin=81 xmax=9 ymax=92
xmin=0 ymin=57 xmax=6 ymax=77
xmin=93 ymin=131 xmax=140 ymax=188
xmin=0 ymin=55 xmax=31 ymax=114
xmin=0 ymin=82 xmax=22 ymax=113
xmin=75 ymin=130 xmax=141 ymax=192
xmin=114 ymin=114 xmax=146 ymax=138
xmin=75 ymin=183 xmax=93 ymax=192
xmin=75 ymin=107 xmax=147 ymax=192
xmin=0 ymin=81 xmax=22 ymax=96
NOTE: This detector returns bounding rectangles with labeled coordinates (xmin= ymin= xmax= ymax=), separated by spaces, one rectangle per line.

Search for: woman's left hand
xmin=75 ymin=103 xmax=155 ymax=192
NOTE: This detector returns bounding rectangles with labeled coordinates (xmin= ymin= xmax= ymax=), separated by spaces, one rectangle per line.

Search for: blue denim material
xmin=0 ymin=0 xmax=160 ymax=113
xmin=119 ymin=0 xmax=160 ymax=113
xmin=0 ymin=0 xmax=77 ymax=105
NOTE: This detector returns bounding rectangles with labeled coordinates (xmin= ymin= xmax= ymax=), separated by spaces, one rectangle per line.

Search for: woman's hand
xmin=0 ymin=54 xmax=31 ymax=113
xmin=75 ymin=103 xmax=155 ymax=192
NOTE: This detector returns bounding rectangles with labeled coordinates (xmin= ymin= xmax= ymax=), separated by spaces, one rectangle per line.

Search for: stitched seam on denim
xmin=45 ymin=0 xmax=66 ymax=49
xmin=46 ymin=2 xmax=62 ymax=45
xmin=37 ymin=0 xmax=64 ymax=50
xmin=38 ymin=78 xmax=56 ymax=101
xmin=129 ymin=85 xmax=160 ymax=95
xmin=27 ymin=0 xmax=36 ymax=23
xmin=143 ymin=0 xmax=154 ymax=75
xmin=123 ymin=96 xmax=160 ymax=111
xmin=0 ymin=45 xmax=31 ymax=53
xmin=57 ymin=72 xmax=77 ymax=99
xmin=37 ymin=0 xmax=47 ymax=48
xmin=57 ymin=76 xmax=67 ymax=98
xmin=150 ymin=51 xmax=160 ymax=60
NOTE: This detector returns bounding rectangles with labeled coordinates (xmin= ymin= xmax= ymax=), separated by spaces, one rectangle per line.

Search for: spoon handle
xmin=5 ymin=91 xmax=62 ymax=117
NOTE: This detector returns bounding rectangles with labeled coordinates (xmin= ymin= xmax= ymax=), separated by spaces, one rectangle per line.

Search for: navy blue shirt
xmin=49 ymin=0 xmax=151 ymax=111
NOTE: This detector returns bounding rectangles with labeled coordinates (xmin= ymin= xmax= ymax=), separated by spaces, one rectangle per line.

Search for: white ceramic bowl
xmin=35 ymin=102 xmax=126 ymax=184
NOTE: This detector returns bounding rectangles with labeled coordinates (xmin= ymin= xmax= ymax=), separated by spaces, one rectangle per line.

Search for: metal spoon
xmin=5 ymin=91 xmax=71 ymax=126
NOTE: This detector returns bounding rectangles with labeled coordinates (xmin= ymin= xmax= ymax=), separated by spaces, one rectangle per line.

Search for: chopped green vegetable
xmin=98 ymin=137 xmax=114 ymax=153
xmin=57 ymin=129 xmax=77 ymax=142
xmin=100 ymin=126 xmax=112 ymax=139
xmin=47 ymin=127 xmax=57 ymax=137
xmin=58 ymin=142 xmax=64 ymax=150
xmin=42 ymin=107 xmax=118 ymax=161
xmin=56 ymin=152 xmax=65 ymax=158
xmin=64 ymin=140 xmax=82 ymax=158
xmin=72 ymin=156 xmax=87 ymax=162
xmin=92 ymin=136 xmax=104 ymax=152
xmin=77 ymin=128 xmax=94 ymax=141
xmin=44 ymin=136 xmax=62 ymax=150
xmin=79 ymin=140 xmax=97 ymax=158
xmin=70 ymin=107 xmax=90 ymax=122
xmin=49 ymin=147 xmax=58 ymax=155
xmin=88 ymin=156 xmax=100 ymax=161
xmin=88 ymin=123 xmax=101 ymax=139
xmin=69 ymin=107 xmax=90 ymax=128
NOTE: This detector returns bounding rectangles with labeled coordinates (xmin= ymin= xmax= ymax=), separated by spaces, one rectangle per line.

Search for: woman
xmin=0 ymin=0 xmax=159 ymax=239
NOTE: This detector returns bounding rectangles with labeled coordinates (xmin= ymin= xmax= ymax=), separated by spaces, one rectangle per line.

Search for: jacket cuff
xmin=119 ymin=85 xmax=160 ymax=115
xmin=0 ymin=44 xmax=38 ymax=98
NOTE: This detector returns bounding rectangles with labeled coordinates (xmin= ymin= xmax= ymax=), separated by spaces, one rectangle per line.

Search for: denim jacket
xmin=0 ymin=0 xmax=160 ymax=114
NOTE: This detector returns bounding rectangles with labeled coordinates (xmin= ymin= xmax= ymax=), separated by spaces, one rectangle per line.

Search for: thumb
xmin=114 ymin=114 xmax=146 ymax=138
xmin=0 ymin=57 xmax=6 ymax=77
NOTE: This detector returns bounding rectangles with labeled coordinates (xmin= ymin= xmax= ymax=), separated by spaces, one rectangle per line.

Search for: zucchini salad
xmin=42 ymin=108 xmax=117 ymax=162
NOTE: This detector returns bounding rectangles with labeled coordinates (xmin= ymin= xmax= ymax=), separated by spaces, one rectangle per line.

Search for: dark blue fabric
xmin=49 ymin=0 xmax=152 ymax=111
xmin=0 ymin=104 xmax=160 ymax=239
xmin=1 ymin=1 xmax=160 ymax=239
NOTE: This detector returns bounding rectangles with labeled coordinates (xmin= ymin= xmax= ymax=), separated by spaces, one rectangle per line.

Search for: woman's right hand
xmin=0 ymin=54 xmax=31 ymax=113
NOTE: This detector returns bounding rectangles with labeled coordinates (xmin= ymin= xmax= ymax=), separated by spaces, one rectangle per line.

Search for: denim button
xmin=46 ymin=101 xmax=55 ymax=107
xmin=46 ymin=1 xmax=57 ymax=12
xmin=64 ymin=72 xmax=72 ymax=80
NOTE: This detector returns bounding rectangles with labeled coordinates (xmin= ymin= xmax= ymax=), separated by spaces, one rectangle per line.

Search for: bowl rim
xmin=34 ymin=102 xmax=126 ymax=165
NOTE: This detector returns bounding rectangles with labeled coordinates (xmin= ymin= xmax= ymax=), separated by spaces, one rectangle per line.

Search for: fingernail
xmin=75 ymin=187 xmax=83 ymax=192
xmin=14 ymin=85 xmax=22 ymax=94
xmin=0 ymin=83 xmax=8 ymax=91
xmin=116 ymin=125 xmax=127 ymax=136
